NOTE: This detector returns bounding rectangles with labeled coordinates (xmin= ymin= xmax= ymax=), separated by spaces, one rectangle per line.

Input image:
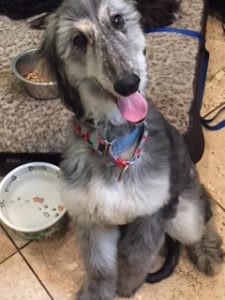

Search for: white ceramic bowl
xmin=0 ymin=162 xmax=69 ymax=240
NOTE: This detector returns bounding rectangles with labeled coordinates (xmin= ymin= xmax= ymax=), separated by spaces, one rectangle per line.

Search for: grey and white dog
xmin=39 ymin=0 xmax=224 ymax=299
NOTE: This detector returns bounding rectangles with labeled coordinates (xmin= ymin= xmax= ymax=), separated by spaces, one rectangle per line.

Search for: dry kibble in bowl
xmin=13 ymin=49 xmax=59 ymax=99
xmin=25 ymin=70 xmax=49 ymax=83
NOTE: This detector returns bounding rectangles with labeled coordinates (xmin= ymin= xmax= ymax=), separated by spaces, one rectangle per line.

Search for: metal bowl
xmin=12 ymin=48 xmax=59 ymax=100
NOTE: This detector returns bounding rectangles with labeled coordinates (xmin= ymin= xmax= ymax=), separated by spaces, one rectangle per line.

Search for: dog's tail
xmin=146 ymin=234 xmax=180 ymax=284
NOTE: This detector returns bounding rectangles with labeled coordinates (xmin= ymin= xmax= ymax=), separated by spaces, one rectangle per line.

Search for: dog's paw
xmin=187 ymin=228 xmax=224 ymax=276
xmin=76 ymin=286 xmax=114 ymax=300
xmin=117 ymin=285 xmax=139 ymax=298
xmin=76 ymin=286 xmax=96 ymax=300
xmin=117 ymin=278 xmax=143 ymax=298
xmin=117 ymin=287 xmax=136 ymax=298
xmin=76 ymin=288 xmax=91 ymax=300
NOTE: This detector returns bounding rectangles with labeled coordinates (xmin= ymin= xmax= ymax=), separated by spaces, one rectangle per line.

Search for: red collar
xmin=75 ymin=121 xmax=149 ymax=181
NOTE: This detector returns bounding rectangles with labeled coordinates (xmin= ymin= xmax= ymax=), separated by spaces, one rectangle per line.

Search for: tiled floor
xmin=1 ymin=16 xmax=225 ymax=300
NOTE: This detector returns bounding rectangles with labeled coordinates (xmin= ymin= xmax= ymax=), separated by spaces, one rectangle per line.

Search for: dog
xmin=39 ymin=0 xmax=224 ymax=299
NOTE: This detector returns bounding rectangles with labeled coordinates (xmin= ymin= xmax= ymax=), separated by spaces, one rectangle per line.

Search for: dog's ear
xmin=135 ymin=0 xmax=180 ymax=28
xmin=38 ymin=13 xmax=84 ymax=119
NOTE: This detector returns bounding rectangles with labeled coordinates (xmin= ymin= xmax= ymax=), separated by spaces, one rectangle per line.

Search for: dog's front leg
xmin=76 ymin=225 xmax=119 ymax=300
xmin=117 ymin=213 xmax=165 ymax=298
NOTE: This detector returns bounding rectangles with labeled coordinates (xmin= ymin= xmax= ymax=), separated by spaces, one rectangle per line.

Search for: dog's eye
xmin=73 ymin=34 xmax=87 ymax=48
xmin=111 ymin=14 xmax=125 ymax=30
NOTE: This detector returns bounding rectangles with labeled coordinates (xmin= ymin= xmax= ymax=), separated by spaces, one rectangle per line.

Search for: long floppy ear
xmin=38 ymin=13 xmax=84 ymax=119
xmin=135 ymin=0 xmax=180 ymax=28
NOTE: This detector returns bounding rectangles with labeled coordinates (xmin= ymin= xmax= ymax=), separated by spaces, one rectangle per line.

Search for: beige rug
xmin=0 ymin=0 xmax=206 ymax=155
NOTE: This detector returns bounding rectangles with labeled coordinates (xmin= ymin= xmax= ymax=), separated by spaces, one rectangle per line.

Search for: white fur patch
xmin=61 ymin=170 xmax=170 ymax=226
xmin=98 ymin=3 xmax=108 ymax=21
xmin=75 ymin=19 xmax=95 ymax=32
xmin=167 ymin=194 xmax=205 ymax=244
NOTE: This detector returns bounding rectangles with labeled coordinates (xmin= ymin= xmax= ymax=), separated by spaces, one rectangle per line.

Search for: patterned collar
xmin=75 ymin=121 xmax=149 ymax=181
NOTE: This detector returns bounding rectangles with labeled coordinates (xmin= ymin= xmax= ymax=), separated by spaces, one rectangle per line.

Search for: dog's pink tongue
xmin=117 ymin=92 xmax=148 ymax=123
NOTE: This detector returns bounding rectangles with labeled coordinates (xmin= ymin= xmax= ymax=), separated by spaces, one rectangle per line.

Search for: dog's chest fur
xmin=61 ymin=118 xmax=172 ymax=226
xmin=62 ymin=170 xmax=170 ymax=225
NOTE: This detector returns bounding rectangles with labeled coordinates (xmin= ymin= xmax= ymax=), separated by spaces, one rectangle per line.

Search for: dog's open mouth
xmin=95 ymin=79 xmax=148 ymax=123
xmin=117 ymin=92 xmax=148 ymax=123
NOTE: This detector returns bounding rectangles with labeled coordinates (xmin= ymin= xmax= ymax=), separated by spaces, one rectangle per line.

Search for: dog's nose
xmin=114 ymin=74 xmax=140 ymax=96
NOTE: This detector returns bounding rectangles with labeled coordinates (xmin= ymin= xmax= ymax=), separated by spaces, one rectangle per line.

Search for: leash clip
xmin=104 ymin=141 xmax=111 ymax=156
xmin=97 ymin=138 xmax=112 ymax=157
xmin=118 ymin=165 xmax=129 ymax=182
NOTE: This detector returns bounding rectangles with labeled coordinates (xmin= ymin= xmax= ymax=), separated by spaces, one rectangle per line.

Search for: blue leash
xmin=201 ymin=104 xmax=225 ymax=130
xmin=145 ymin=27 xmax=205 ymax=43
xmin=145 ymin=27 xmax=225 ymax=131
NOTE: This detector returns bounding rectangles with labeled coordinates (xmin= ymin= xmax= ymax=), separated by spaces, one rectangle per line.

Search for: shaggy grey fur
xmin=39 ymin=0 xmax=224 ymax=299
xmin=117 ymin=212 xmax=167 ymax=297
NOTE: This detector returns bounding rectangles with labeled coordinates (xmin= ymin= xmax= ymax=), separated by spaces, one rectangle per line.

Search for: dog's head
xmin=40 ymin=0 xmax=148 ymax=124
